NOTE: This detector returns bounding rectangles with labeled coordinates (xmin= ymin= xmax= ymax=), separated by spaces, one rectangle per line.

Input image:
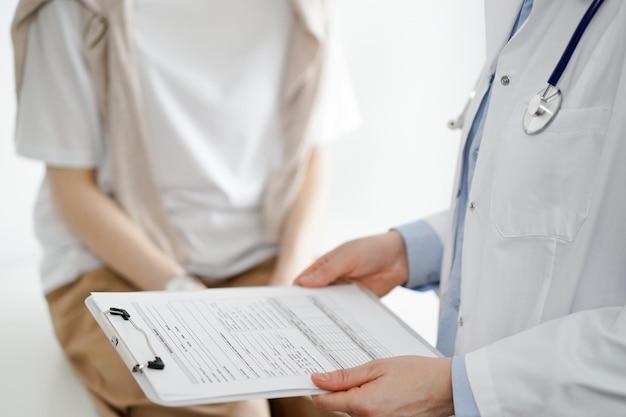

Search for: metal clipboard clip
xmin=102 ymin=307 xmax=165 ymax=373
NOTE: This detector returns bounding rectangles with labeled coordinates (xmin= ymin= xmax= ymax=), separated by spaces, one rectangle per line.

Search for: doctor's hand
xmin=310 ymin=356 xmax=454 ymax=417
xmin=294 ymin=231 xmax=408 ymax=297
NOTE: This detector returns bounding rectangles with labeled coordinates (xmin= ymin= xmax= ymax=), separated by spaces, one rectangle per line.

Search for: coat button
xmin=500 ymin=75 xmax=510 ymax=86
xmin=458 ymin=316 xmax=464 ymax=327
xmin=469 ymin=201 xmax=476 ymax=212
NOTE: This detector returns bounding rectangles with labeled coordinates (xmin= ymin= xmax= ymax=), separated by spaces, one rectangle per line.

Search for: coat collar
xmin=484 ymin=0 xmax=525 ymax=73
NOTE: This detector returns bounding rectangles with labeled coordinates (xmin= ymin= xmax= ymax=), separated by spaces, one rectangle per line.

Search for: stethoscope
xmin=449 ymin=0 xmax=606 ymax=135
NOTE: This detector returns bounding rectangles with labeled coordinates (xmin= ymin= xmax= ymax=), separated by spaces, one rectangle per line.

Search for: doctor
xmin=296 ymin=0 xmax=626 ymax=416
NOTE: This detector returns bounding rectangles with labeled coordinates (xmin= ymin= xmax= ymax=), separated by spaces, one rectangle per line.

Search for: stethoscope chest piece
xmin=523 ymin=84 xmax=562 ymax=135
xmin=521 ymin=0 xmax=605 ymax=135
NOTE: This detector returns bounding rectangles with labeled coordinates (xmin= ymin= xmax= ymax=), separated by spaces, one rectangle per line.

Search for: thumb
xmin=294 ymin=250 xmax=344 ymax=287
xmin=311 ymin=362 xmax=380 ymax=391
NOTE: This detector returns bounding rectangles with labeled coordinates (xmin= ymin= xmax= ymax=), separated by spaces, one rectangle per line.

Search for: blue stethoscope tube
xmin=524 ymin=0 xmax=606 ymax=134
xmin=547 ymin=0 xmax=606 ymax=87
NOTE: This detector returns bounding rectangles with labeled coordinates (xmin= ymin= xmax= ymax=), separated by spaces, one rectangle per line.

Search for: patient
xmin=12 ymin=0 xmax=358 ymax=416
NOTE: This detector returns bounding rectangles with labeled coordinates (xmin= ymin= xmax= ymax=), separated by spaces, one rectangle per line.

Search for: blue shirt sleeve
xmin=392 ymin=220 xmax=442 ymax=290
xmin=452 ymin=356 xmax=481 ymax=416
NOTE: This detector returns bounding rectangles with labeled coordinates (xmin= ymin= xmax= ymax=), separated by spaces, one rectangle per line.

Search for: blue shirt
xmin=395 ymin=1 xmax=534 ymax=415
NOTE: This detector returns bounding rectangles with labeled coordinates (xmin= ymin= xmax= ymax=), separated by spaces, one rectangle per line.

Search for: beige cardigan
xmin=12 ymin=0 xmax=327 ymax=263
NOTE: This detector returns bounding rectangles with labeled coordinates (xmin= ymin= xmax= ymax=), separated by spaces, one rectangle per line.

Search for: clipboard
xmin=85 ymin=299 xmax=172 ymax=405
xmin=85 ymin=284 xmax=440 ymax=407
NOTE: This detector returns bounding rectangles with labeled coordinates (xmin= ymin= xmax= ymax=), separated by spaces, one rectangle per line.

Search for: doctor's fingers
xmin=313 ymin=357 xmax=455 ymax=417
xmin=294 ymin=244 xmax=357 ymax=288
xmin=311 ymin=363 xmax=385 ymax=417
xmin=295 ymin=233 xmax=406 ymax=289
xmin=312 ymin=361 xmax=382 ymax=392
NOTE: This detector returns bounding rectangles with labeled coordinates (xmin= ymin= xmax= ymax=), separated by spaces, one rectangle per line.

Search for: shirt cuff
xmin=452 ymin=356 xmax=481 ymax=417
xmin=392 ymin=220 xmax=442 ymax=290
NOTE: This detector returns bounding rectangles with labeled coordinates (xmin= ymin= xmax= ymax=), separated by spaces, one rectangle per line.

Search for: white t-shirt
xmin=15 ymin=0 xmax=359 ymax=293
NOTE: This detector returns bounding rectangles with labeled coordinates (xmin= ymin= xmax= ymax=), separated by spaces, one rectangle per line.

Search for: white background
xmin=0 ymin=1 xmax=485 ymax=415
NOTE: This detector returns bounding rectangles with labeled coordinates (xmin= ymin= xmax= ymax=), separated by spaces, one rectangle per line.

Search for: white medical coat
xmin=427 ymin=0 xmax=626 ymax=415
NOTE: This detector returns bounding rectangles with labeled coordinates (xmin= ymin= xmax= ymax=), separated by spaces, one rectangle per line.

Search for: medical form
xmin=85 ymin=284 xmax=438 ymax=406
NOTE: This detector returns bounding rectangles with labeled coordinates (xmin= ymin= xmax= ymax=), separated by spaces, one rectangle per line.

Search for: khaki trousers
xmin=46 ymin=259 xmax=346 ymax=417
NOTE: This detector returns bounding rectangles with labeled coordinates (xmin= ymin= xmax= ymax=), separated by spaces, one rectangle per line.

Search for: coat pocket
xmin=490 ymin=103 xmax=610 ymax=241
